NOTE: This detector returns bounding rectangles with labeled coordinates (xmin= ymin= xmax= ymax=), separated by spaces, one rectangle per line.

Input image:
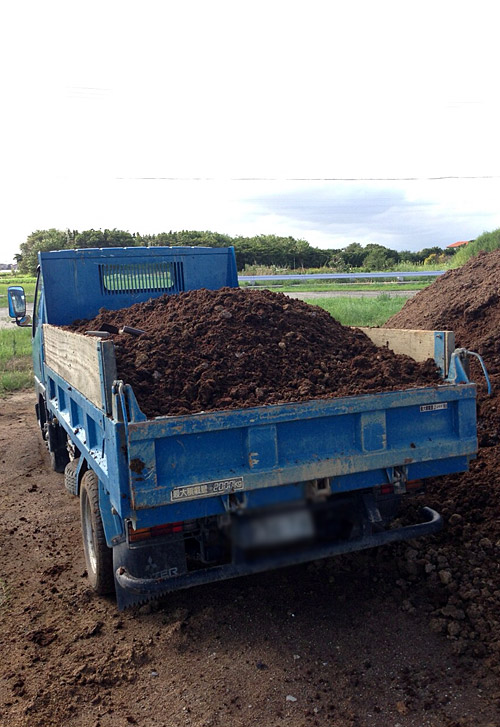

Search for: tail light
xmin=377 ymin=480 xmax=423 ymax=497
xmin=128 ymin=521 xmax=184 ymax=543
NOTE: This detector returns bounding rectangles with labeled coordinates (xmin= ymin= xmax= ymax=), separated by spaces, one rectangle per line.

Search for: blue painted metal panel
xmin=42 ymin=350 xmax=478 ymax=538
xmin=44 ymin=365 xmax=128 ymax=515
xmin=39 ymin=246 xmax=238 ymax=325
xmin=407 ymin=456 xmax=470 ymax=480
xmin=122 ymin=384 xmax=477 ymax=515
xmin=109 ymin=455 xmax=472 ymax=531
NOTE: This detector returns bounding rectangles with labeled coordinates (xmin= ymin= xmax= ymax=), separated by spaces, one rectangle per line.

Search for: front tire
xmin=80 ymin=470 xmax=114 ymax=595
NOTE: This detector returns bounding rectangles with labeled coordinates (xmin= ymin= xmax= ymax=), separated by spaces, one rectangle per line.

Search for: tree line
xmin=14 ymin=228 xmax=456 ymax=275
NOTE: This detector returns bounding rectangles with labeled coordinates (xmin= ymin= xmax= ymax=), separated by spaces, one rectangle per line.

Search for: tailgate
xmin=120 ymin=383 xmax=477 ymax=512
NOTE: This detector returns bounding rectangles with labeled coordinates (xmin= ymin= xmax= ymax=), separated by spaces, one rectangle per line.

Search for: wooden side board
xmin=43 ymin=325 xmax=117 ymax=411
xmin=358 ymin=328 xmax=455 ymax=375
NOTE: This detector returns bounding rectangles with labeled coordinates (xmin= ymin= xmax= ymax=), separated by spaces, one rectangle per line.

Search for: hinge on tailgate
xmin=392 ymin=466 xmax=407 ymax=495
xmin=306 ymin=477 xmax=332 ymax=501
xmin=222 ymin=492 xmax=248 ymax=512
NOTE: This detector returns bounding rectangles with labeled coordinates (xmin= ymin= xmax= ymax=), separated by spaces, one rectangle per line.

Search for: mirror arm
xmin=15 ymin=315 xmax=32 ymax=328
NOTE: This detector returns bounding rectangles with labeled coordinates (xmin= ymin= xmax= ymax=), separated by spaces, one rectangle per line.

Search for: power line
xmin=114 ymin=175 xmax=500 ymax=182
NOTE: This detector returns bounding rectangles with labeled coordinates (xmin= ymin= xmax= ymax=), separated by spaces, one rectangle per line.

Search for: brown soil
xmin=1 ymin=393 xmax=499 ymax=727
xmin=70 ymin=288 xmax=440 ymax=418
xmin=384 ymin=249 xmax=500 ymax=678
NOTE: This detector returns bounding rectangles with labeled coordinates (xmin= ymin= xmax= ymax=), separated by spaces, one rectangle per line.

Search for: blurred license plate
xmin=236 ymin=509 xmax=315 ymax=548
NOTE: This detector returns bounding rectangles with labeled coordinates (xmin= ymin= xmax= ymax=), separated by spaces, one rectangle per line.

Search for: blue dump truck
xmin=8 ymin=247 xmax=483 ymax=609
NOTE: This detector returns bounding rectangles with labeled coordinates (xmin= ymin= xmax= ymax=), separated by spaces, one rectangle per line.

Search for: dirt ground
xmin=1 ymin=392 xmax=499 ymax=727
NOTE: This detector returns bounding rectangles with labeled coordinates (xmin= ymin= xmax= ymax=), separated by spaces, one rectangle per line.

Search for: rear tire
xmin=64 ymin=458 xmax=80 ymax=497
xmin=80 ymin=470 xmax=114 ymax=595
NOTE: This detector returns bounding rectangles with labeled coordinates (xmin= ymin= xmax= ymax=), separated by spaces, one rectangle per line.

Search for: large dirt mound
xmin=386 ymin=249 xmax=500 ymax=371
xmin=70 ymin=288 xmax=439 ymax=418
xmin=386 ymin=249 xmax=500 ymax=437
xmin=385 ymin=249 xmax=500 ymax=674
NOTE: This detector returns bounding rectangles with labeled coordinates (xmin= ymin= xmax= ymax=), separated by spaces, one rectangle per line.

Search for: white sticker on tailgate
xmin=420 ymin=403 xmax=448 ymax=412
xmin=171 ymin=476 xmax=244 ymax=502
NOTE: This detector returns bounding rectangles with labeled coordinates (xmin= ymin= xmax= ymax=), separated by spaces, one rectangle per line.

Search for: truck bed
xmin=39 ymin=322 xmax=478 ymax=608
xmin=121 ymin=381 xmax=475 ymax=518
xmin=42 ymin=324 xmax=476 ymax=528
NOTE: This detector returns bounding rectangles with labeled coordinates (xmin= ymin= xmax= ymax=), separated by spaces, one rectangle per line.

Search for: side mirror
xmin=7 ymin=286 xmax=29 ymax=326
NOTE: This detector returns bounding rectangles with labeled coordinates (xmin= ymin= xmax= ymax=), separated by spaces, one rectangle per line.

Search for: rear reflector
xmin=406 ymin=480 xmax=424 ymax=491
xmin=380 ymin=484 xmax=394 ymax=495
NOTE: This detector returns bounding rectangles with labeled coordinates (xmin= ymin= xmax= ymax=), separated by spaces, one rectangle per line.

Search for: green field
xmin=0 ymin=328 xmax=33 ymax=395
xmin=305 ymin=294 xmax=407 ymax=327
xmin=0 ymin=275 xmax=37 ymax=305
xmin=263 ymin=281 xmax=429 ymax=293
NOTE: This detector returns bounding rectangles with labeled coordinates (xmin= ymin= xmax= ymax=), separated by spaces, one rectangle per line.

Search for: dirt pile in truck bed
xmin=384 ymin=249 xmax=500 ymax=675
xmin=70 ymin=288 xmax=440 ymax=418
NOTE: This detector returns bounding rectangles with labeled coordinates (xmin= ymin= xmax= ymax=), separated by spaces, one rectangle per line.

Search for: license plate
xmin=235 ymin=508 xmax=315 ymax=549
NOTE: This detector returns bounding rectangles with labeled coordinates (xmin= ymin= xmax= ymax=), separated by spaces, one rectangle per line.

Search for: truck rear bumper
xmin=114 ymin=506 xmax=441 ymax=609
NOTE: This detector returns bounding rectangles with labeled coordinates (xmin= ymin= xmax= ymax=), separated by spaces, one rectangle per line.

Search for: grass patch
xmin=306 ymin=294 xmax=408 ymax=327
xmin=0 ymin=328 xmax=32 ymax=360
xmin=0 ymin=328 xmax=33 ymax=395
xmin=0 ymin=274 xmax=37 ymax=284
xmin=450 ymin=228 xmax=500 ymax=267
xmin=0 ymin=277 xmax=36 ymax=306
xmin=241 ymin=262 xmax=451 ymax=275
xmin=263 ymin=281 xmax=431 ymax=293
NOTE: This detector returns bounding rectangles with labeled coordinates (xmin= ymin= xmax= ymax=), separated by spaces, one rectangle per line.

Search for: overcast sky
xmin=1 ymin=0 xmax=500 ymax=263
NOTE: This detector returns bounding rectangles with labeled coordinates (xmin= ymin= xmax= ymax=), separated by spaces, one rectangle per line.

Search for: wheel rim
xmin=82 ymin=491 xmax=97 ymax=574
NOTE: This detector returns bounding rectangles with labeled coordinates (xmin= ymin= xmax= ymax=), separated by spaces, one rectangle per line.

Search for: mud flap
xmin=113 ymin=537 xmax=187 ymax=610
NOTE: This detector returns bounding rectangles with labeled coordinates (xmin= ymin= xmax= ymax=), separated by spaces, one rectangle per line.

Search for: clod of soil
xmin=385 ymin=248 xmax=500 ymax=674
xmin=70 ymin=288 xmax=440 ymax=418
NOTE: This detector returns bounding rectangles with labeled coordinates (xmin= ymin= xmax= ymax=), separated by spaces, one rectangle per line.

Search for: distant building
xmin=447 ymin=240 xmax=473 ymax=249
